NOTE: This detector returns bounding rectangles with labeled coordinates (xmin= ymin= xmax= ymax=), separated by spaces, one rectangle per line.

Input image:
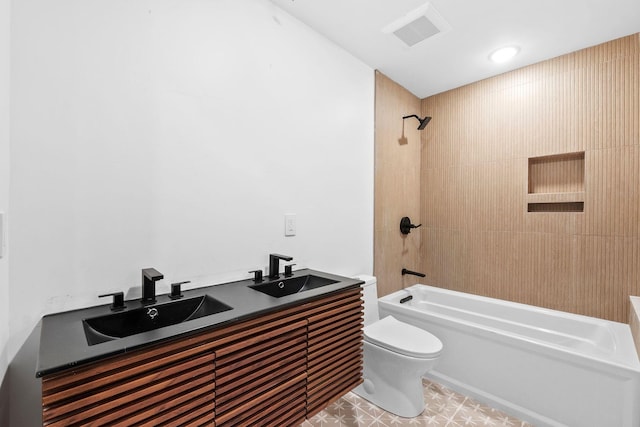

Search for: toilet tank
xmin=355 ymin=275 xmax=379 ymax=327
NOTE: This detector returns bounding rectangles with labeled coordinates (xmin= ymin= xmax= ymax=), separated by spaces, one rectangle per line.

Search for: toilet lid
xmin=364 ymin=315 xmax=443 ymax=358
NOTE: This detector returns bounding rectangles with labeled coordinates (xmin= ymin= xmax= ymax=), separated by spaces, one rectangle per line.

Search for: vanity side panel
xmin=631 ymin=296 xmax=640 ymax=360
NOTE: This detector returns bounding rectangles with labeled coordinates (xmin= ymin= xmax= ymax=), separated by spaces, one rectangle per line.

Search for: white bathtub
xmin=379 ymin=284 xmax=640 ymax=427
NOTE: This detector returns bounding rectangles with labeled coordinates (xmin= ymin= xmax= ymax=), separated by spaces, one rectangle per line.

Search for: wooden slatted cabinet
xmin=41 ymin=285 xmax=363 ymax=426
xmin=213 ymin=319 xmax=308 ymax=426
xmin=42 ymin=342 xmax=216 ymax=426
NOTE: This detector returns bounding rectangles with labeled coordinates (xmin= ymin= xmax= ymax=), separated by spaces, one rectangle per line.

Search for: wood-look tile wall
xmin=374 ymin=72 xmax=423 ymax=297
xmin=420 ymin=33 xmax=640 ymax=322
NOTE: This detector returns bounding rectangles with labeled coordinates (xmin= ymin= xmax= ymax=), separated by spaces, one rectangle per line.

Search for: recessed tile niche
xmin=527 ymin=152 xmax=585 ymax=213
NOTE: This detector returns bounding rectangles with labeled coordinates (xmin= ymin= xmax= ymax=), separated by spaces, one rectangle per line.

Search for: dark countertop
xmin=37 ymin=268 xmax=363 ymax=378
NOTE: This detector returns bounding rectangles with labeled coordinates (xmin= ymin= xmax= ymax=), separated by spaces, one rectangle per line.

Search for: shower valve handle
xmin=400 ymin=217 xmax=422 ymax=235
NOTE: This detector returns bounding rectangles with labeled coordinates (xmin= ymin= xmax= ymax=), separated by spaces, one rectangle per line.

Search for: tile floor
xmin=301 ymin=379 xmax=533 ymax=427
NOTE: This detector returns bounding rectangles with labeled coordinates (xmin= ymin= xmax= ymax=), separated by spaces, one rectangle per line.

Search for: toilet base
xmin=351 ymin=341 xmax=438 ymax=418
xmin=353 ymin=376 xmax=426 ymax=418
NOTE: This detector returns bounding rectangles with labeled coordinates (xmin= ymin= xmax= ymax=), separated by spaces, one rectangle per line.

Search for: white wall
xmin=0 ymin=0 xmax=10 ymax=386
xmin=9 ymin=0 xmax=374 ymax=359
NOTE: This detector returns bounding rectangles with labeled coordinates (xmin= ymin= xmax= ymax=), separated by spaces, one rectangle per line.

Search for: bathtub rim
xmin=380 ymin=287 xmax=640 ymax=427
xmin=379 ymin=284 xmax=640 ymax=371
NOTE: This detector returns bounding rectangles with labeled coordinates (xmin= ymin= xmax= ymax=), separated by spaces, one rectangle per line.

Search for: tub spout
xmin=402 ymin=268 xmax=425 ymax=278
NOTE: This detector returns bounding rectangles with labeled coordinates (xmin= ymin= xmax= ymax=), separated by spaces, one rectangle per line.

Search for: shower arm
xmin=402 ymin=114 xmax=432 ymax=130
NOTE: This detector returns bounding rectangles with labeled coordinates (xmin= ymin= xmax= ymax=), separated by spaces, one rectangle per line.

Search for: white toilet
xmin=353 ymin=275 xmax=443 ymax=418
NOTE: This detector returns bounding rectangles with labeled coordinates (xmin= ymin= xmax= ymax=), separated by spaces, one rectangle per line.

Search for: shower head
xmin=417 ymin=116 xmax=431 ymax=129
xmin=403 ymin=114 xmax=432 ymax=130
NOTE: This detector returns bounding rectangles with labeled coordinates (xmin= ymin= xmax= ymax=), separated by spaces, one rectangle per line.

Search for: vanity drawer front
xmin=42 ymin=350 xmax=215 ymax=426
xmin=213 ymin=318 xmax=307 ymax=426
xmin=216 ymin=373 xmax=306 ymax=426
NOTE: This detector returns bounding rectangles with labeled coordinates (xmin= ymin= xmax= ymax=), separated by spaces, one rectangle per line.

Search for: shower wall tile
xmin=418 ymin=33 xmax=640 ymax=322
xmin=444 ymin=231 xmax=580 ymax=313
xmin=522 ymin=207 xmax=585 ymax=236
xmin=582 ymin=57 xmax=640 ymax=151
xmin=421 ymin=96 xmax=462 ymax=169
xmin=423 ymin=228 xmax=465 ymax=291
xmin=576 ymin=236 xmax=640 ymax=321
xmin=461 ymin=231 xmax=505 ymax=298
xmin=422 ymin=165 xmax=462 ymax=229
xmin=513 ymin=232 xmax=580 ymax=312
xmin=584 ymin=146 xmax=640 ymax=237
xmin=374 ymin=71 xmax=423 ymax=296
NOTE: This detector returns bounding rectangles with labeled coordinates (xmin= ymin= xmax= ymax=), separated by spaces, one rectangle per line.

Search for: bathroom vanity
xmin=37 ymin=270 xmax=363 ymax=426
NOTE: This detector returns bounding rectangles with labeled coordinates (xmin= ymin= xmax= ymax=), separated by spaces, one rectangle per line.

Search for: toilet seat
xmin=364 ymin=315 xmax=443 ymax=358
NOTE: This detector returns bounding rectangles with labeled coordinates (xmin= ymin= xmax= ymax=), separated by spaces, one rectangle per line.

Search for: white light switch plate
xmin=285 ymin=213 xmax=296 ymax=236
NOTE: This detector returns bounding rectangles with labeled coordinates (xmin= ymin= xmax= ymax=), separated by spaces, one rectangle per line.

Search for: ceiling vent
xmin=393 ymin=15 xmax=440 ymax=47
xmin=383 ymin=2 xmax=451 ymax=47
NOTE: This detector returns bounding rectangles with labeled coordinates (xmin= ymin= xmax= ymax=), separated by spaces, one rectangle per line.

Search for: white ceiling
xmin=270 ymin=0 xmax=640 ymax=98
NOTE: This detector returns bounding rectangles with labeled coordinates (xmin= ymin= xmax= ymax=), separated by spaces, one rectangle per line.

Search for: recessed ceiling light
xmin=489 ymin=46 xmax=519 ymax=63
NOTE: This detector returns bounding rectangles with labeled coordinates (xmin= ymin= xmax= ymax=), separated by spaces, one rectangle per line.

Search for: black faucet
xmin=401 ymin=268 xmax=426 ymax=278
xmin=142 ymin=268 xmax=163 ymax=304
xmin=268 ymin=254 xmax=293 ymax=280
xmin=98 ymin=291 xmax=126 ymax=311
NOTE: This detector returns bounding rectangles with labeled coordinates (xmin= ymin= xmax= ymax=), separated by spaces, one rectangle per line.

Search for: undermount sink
xmin=249 ymin=274 xmax=339 ymax=298
xmin=83 ymin=295 xmax=233 ymax=346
